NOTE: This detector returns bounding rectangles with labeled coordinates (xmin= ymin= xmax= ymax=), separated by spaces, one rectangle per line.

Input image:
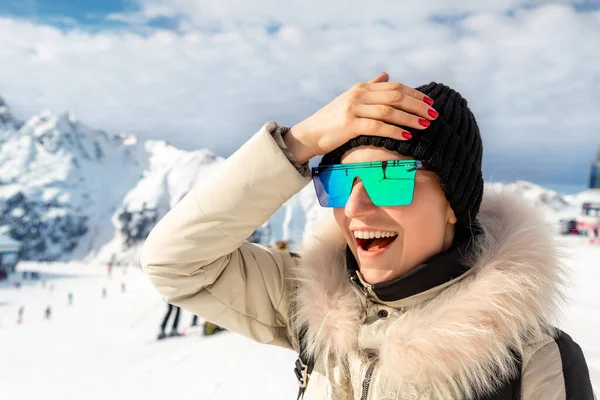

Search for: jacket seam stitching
xmin=273 ymin=254 xmax=289 ymax=327
xmin=192 ymin=189 xmax=242 ymax=245
xmin=204 ymin=284 xmax=286 ymax=329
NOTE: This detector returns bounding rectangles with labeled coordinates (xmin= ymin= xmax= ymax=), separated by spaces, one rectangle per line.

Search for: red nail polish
xmin=428 ymin=109 xmax=438 ymax=119
xmin=402 ymin=131 xmax=412 ymax=140
xmin=423 ymin=96 xmax=434 ymax=106
xmin=418 ymin=118 xmax=430 ymax=128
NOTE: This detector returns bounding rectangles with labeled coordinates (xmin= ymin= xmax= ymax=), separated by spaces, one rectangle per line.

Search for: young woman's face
xmin=333 ymin=146 xmax=457 ymax=285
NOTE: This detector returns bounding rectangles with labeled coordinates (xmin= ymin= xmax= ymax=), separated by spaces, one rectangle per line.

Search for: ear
xmin=446 ymin=204 xmax=457 ymax=225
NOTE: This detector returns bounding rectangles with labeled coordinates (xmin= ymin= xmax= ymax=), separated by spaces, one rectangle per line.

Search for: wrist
xmin=283 ymin=125 xmax=314 ymax=165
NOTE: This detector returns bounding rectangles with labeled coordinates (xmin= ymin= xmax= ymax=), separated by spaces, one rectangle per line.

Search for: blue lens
xmin=312 ymin=167 xmax=353 ymax=207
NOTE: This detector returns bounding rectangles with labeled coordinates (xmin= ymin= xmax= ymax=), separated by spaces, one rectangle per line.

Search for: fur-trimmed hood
xmin=292 ymin=191 xmax=567 ymax=398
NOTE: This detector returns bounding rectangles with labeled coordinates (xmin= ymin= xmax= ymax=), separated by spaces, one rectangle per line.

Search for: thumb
xmin=368 ymin=72 xmax=389 ymax=83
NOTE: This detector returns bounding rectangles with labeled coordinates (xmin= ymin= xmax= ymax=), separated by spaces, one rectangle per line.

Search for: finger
xmin=352 ymin=117 xmax=413 ymax=141
xmin=361 ymin=90 xmax=438 ymax=121
xmin=354 ymin=104 xmax=432 ymax=131
xmin=367 ymin=72 xmax=389 ymax=84
xmin=366 ymin=82 xmax=434 ymax=105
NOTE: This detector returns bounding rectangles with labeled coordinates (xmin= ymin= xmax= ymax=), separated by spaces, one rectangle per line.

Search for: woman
xmin=141 ymin=73 xmax=595 ymax=399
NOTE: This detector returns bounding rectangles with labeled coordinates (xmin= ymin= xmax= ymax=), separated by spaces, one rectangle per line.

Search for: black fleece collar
xmin=346 ymin=237 xmax=473 ymax=302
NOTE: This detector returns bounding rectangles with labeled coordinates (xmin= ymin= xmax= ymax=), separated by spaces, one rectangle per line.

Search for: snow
xmin=578 ymin=189 xmax=600 ymax=204
xmin=0 ymin=234 xmax=21 ymax=251
xmin=0 ymin=239 xmax=598 ymax=399
xmin=0 ymin=263 xmax=298 ymax=399
xmin=486 ymin=181 xmax=577 ymax=220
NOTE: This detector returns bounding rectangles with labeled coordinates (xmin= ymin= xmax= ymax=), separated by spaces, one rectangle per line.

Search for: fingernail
xmin=428 ymin=109 xmax=439 ymax=119
xmin=418 ymin=118 xmax=430 ymax=128
xmin=402 ymin=131 xmax=412 ymax=140
xmin=423 ymin=96 xmax=434 ymax=106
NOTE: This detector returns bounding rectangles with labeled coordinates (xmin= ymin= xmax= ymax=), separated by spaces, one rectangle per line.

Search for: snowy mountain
xmin=0 ymin=98 xmax=227 ymax=264
xmin=0 ymin=96 xmax=588 ymax=264
xmin=0 ymin=96 xmax=22 ymax=130
xmin=485 ymin=181 xmax=578 ymax=219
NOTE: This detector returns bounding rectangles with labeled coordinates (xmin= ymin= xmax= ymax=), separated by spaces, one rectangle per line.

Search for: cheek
xmin=333 ymin=208 xmax=344 ymax=225
xmin=387 ymin=188 xmax=448 ymax=233
xmin=387 ymin=205 xmax=446 ymax=251
xmin=412 ymin=180 xmax=449 ymax=221
xmin=333 ymin=208 xmax=349 ymax=232
xmin=334 ymin=209 xmax=356 ymax=247
xmin=386 ymin=206 xmax=419 ymax=230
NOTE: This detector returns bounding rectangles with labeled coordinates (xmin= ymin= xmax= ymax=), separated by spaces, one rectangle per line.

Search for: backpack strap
xmin=511 ymin=351 xmax=522 ymax=400
xmin=294 ymin=324 xmax=315 ymax=400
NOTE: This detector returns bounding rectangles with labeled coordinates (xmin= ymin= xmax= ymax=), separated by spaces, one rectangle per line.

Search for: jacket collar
xmin=291 ymin=191 xmax=566 ymax=398
xmin=345 ymin=234 xmax=473 ymax=306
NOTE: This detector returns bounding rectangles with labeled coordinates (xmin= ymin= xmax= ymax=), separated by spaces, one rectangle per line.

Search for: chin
xmin=357 ymin=248 xmax=404 ymax=283
xmin=358 ymin=263 xmax=397 ymax=285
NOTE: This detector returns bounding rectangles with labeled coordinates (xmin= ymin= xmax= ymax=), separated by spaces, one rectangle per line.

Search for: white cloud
xmin=0 ymin=1 xmax=598 ymax=185
xmin=122 ymin=0 xmax=585 ymax=28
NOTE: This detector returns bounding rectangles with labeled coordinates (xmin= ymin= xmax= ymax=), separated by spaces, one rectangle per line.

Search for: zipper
xmin=360 ymin=360 xmax=376 ymax=400
xmin=349 ymin=274 xmax=368 ymax=295
xmin=350 ymin=273 xmax=383 ymax=310
xmin=349 ymin=274 xmax=372 ymax=311
xmin=350 ymin=273 xmax=376 ymax=300
xmin=350 ymin=273 xmax=379 ymax=400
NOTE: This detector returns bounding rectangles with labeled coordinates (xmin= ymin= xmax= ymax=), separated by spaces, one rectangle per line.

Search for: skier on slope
xmin=157 ymin=302 xmax=182 ymax=340
xmin=142 ymin=74 xmax=595 ymax=399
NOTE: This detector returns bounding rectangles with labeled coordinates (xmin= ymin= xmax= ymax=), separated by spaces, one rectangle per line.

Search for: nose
xmin=344 ymin=178 xmax=379 ymax=218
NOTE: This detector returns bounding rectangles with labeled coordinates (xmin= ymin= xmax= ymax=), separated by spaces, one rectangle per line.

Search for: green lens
xmin=359 ymin=161 xmax=416 ymax=206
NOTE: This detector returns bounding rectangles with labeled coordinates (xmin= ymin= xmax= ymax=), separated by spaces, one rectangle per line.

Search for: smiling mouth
xmin=356 ymin=236 xmax=398 ymax=252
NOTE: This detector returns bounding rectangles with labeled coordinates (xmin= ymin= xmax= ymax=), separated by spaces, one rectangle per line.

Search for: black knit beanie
xmin=319 ymin=82 xmax=484 ymax=226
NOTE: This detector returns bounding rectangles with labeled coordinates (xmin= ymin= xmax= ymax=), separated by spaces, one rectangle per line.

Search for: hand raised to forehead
xmin=283 ymin=72 xmax=438 ymax=164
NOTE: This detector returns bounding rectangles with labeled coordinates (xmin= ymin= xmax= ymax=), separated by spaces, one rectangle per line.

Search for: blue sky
xmin=0 ymin=0 xmax=599 ymax=193
xmin=0 ymin=0 xmax=127 ymax=23
xmin=0 ymin=0 xmax=181 ymax=30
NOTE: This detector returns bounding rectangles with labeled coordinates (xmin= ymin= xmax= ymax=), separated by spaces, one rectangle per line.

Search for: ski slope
xmin=0 ymin=238 xmax=598 ymax=399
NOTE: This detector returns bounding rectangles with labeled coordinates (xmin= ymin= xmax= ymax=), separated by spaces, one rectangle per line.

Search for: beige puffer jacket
xmin=141 ymin=122 xmax=595 ymax=400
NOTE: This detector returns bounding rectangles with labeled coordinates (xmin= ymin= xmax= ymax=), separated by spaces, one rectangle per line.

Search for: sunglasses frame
xmin=311 ymin=159 xmax=434 ymax=177
xmin=311 ymin=159 xmax=435 ymax=208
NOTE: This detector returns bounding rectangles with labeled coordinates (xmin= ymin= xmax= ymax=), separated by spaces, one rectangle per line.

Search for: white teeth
xmin=353 ymin=231 xmax=398 ymax=239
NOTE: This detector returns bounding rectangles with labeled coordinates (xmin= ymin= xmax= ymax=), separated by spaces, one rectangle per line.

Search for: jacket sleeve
xmin=521 ymin=331 xmax=596 ymax=399
xmin=140 ymin=122 xmax=312 ymax=349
